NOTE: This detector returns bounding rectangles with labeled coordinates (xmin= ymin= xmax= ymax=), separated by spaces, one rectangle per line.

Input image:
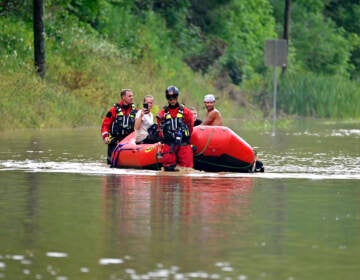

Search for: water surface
xmin=0 ymin=121 xmax=359 ymax=280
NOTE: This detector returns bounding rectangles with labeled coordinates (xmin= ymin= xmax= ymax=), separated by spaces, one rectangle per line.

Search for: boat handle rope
xmin=195 ymin=127 xmax=215 ymax=156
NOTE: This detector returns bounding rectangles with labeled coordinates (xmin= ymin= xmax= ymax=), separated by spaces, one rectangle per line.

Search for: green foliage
xmin=0 ymin=0 xmax=360 ymax=132
xmin=0 ymin=71 xmax=93 ymax=130
xmin=277 ymin=72 xmax=360 ymax=119
xmin=324 ymin=0 xmax=360 ymax=33
xmin=149 ymin=0 xmax=191 ymax=29
xmin=203 ymin=0 xmax=277 ymax=84
xmin=0 ymin=0 xmax=33 ymax=19
xmin=0 ymin=4 xmax=218 ymax=130
xmin=98 ymin=6 xmax=174 ymax=63
xmin=294 ymin=0 xmax=324 ymax=13
xmin=291 ymin=5 xmax=352 ymax=77
xmin=67 ymin=0 xmax=103 ymax=25
xmin=0 ymin=17 xmax=33 ymax=70
xmin=324 ymin=0 xmax=360 ymax=80
xmin=270 ymin=0 xmax=355 ymax=79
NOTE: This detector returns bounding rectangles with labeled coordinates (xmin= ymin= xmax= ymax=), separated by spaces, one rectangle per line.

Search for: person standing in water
xmin=101 ymin=89 xmax=138 ymax=164
xmin=157 ymin=85 xmax=194 ymax=171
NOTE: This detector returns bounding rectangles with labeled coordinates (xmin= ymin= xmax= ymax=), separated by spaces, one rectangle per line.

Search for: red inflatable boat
xmin=110 ymin=126 xmax=264 ymax=172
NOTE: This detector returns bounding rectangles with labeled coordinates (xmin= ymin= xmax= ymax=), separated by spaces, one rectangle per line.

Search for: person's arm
xmin=203 ymin=109 xmax=223 ymax=125
xmin=202 ymin=111 xmax=217 ymax=125
xmin=186 ymin=108 xmax=194 ymax=134
xmin=101 ymin=107 xmax=115 ymax=144
xmin=156 ymin=111 xmax=164 ymax=138
xmin=134 ymin=110 xmax=143 ymax=130
xmin=213 ymin=109 xmax=223 ymax=125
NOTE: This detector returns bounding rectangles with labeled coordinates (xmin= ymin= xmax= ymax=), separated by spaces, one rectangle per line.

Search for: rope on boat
xmin=195 ymin=127 xmax=215 ymax=156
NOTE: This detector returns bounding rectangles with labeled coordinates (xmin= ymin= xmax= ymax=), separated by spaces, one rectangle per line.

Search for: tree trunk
xmin=33 ymin=0 xmax=45 ymax=78
xmin=282 ymin=0 xmax=290 ymax=74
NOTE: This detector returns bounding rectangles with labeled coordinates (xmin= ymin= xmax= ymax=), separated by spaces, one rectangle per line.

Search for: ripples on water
xmin=1 ymin=252 xmax=245 ymax=279
xmin=0 ymin=158 xmax=359 ymax=180
xmin=0 ymin=128 xmax=359 ymax=180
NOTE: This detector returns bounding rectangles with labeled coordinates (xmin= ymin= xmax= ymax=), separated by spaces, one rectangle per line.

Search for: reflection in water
xmin=1 ymin=172 xmax=360 ymax=279
xmin=101 ymin=175 xmax=153 ymax=248
xmin=266 ymin=183 xmax=287 ymax=256
xmin=20 ymin=135 xmax=41 ymax=248
xmin=24 ymin=136 xmax=41 ymax=248
xmin=100 ymin=175 xmax=254 ymax=262
xmin=24 ymin=172 xmax=39 ymax=248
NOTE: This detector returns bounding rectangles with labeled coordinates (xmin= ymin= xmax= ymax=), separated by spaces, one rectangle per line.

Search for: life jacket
xmin=110 ymin=103 xmax=137 ymax=139
xmin=161 ymin=104 xmax=190 ymax=145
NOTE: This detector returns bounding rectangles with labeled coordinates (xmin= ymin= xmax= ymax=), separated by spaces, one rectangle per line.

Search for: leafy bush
xmin=205 ymin=0 xmax=277 ymax=84
xmin=290 ymin=2 xmax=353 ymax=77
xmin=0 ymin=18 xmax=34 ymax=71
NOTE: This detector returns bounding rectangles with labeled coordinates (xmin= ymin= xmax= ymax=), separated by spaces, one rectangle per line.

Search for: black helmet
xmin=165 ymin=85 xmax=179 ymax=100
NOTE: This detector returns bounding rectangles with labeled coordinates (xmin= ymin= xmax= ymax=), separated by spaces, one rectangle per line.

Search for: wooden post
xmin=33 ymin=0 xmax=45 ymax=78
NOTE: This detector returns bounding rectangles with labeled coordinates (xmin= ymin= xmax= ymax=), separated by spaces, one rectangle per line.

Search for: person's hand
xmin=142 ymin=108 xmax=149 ymax=115
xmin=104 ymin=136 xmax=110 ymax=144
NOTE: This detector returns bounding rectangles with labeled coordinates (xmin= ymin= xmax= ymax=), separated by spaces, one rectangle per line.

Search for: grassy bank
xmin=1 ymin=10 xmax=359 ymax=133
xmin=0 ymin=13 xmax=263 ymax=131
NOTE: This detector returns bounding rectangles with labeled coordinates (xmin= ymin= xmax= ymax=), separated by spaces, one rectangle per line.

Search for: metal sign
xmin=264 ymin=39 xmax=288 ymax=67
xmin=264 ymin=39 xmax=288 ymax=136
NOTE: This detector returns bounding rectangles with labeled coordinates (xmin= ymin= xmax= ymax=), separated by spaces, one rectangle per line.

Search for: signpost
xmin=264 ymin=39 xmax=288 ymax=136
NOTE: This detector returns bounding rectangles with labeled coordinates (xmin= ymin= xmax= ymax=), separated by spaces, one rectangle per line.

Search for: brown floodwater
xmin=0 ymin=121 xmax=359 ymax=280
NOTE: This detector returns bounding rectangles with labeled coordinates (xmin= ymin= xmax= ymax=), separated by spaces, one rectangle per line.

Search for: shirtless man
xmin=202 ymin=94 xmax=223 ymax=126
